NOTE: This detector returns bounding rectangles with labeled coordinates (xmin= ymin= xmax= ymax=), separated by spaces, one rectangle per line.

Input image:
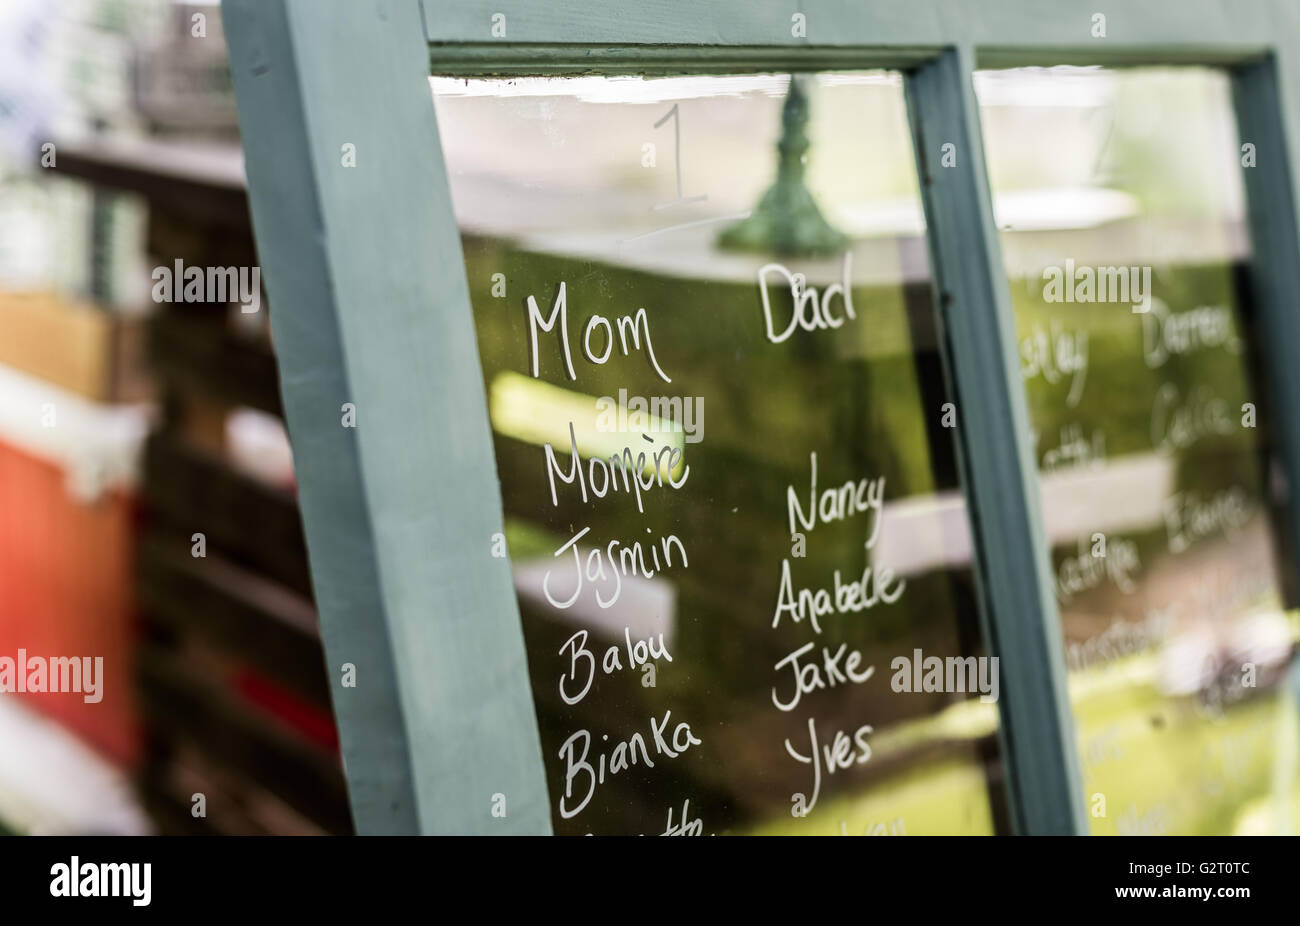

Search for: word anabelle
xmin=1041 ymin=259 xmax=1152 ymax=313
xmin=557 ymin=712 xmax=701 ymax=819
xmin=595 ymin=388 xmax=704 ymax=443
xmin=527 ymin=281 xmax=671 ymax=383
xmin=786 ymin=453 xmax=887 ymax=546
xmin=771 ymin=640 xmax=874 ymax=712
xmin=0 ymin=650 xmax=102 ymax=703
xmin=889 ymin=649 xmax=999 ymax=703
xmin=50 ymin=857 xmax=150 ymax=907
xmin=771 ymin=558 xmax=906 ymax=634
xmin=545 ymin=424 xmax=687 ymax=513
xmin=758 ymin=253 xmax=857 ymax=344
xmin=558 ymin=627 xmax=673 ymax=706
xmin=151 ymin=258 xmax=261 ymax=313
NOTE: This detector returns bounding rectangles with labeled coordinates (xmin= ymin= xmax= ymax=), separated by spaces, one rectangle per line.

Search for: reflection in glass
xmin=978 ymin=66 xmax=1300 ymax=835
xmin=434 ymin=72 xmax=1003 ymax=834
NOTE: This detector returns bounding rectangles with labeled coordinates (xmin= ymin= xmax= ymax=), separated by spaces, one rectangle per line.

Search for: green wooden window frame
xmin=220 ymin=0 xmax=1300 ymax=836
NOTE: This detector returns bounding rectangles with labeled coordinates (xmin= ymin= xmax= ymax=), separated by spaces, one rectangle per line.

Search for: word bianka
xmin=558 ymin=712 xmax=701 ymax=819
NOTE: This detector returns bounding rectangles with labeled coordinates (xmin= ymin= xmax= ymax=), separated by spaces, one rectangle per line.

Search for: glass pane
xmin=977 ymin=66 xmax=1300 ymax=835
xmin=433 ymin=72 xmax=1005 ymax=835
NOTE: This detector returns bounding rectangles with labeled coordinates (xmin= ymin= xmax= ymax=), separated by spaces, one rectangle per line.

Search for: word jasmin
xmin=557 ymin=712 xmax=701 ymax=819
xmin=1041 ymin=259 xmax=1152 ymax=313
xmin=890 ymin=649 xmax=1000 ymax=703
xmin=544 ymin=525 xmax=687 ymax=610
xmin=50 ymin=858 xmax=150 ymax=907
xmin=595 ymin=388 xmax=704 ymax=444
xmin=151 ymin=259 xmax=261 ymax=313
xmin=0 ymin=651 xmax=102 ymax=703
xmin=558 ymin=627 xmax=672 ymax=706
xmin=758 ymin=253 xmax=857 ymax=344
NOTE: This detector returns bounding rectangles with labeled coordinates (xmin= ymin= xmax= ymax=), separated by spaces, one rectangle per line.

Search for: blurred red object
xmin=0 ymin=438 xmax=141 ymax=765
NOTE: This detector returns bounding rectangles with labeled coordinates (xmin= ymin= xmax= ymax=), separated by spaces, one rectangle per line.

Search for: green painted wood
xmin=223 ymin=0 xmax=552 ymax=835
xmin=419 ymin=0 xmax=1289 ymax=60
xmin=1233 ymin=58 xmax=1300 ymax=619
xmin=221 ymin=0 xmax=420 ymax=836
xmin=905 ymin=47 xmax=1086 ymax=835
xmin=226 ymin=0 xmax=1300 ymax=835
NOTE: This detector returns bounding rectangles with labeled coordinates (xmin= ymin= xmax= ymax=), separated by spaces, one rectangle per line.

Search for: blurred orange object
xmin=0 ymin=413 xmax=144 ymax=766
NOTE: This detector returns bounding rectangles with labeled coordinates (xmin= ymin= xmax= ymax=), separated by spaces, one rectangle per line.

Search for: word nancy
xmin=0 ymin=650 xmax=102 ymax=703
xmin=786 ymin=452 xmax=886 ymax=547
xmin=1041 ymin=260 xmax=1152 ymax=313
xmin=152 ymin=259 xmax=261 ymax=313
xmin=595 ymin=388 xmax=704 ymax=444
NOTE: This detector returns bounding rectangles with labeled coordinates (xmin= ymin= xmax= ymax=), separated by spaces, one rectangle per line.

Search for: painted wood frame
xmin=221 ymin=0 xmax=1300 ymax=836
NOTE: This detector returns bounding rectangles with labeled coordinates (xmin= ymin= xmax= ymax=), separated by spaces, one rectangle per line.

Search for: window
xmin=434 ymin=72 xmax=1004 ymax=835
xmin=223 ymin=0 xmax=1300 ymax=836
xmin=978 ymin=66 xmax=1300 ymax=835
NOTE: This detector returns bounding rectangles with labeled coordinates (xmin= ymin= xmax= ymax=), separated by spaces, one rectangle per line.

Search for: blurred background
xmin=0 ymin=0 xmax=1295 ymax=836
xmin=0 ymin=0 xmax=349 ymax=834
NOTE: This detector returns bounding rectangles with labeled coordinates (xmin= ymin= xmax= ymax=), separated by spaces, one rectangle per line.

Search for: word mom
xmin=527 ymin=282 xmax=671 ymax=383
